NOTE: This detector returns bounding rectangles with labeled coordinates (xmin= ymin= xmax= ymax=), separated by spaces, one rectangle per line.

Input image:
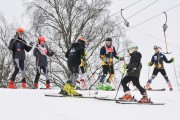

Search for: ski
xmin=147 ymin=88 xmax=166 ymax=91
xmin=144 ymin=86 xmax=166 ymax=91
xmin=44 ymin=93 xmax=95 ymax=98
xmin=94 ymin=97 xmax=118 ymax=101
xmin=95 ymin=97 xmax=137 ymax=102
xmin=116 ymin=101 xmax=165 ymax=105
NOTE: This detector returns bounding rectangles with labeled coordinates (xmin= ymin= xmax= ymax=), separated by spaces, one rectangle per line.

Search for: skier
xmin=146 ymin=45 xmax=174 ymax=91
xmin=7 ymin=27 xmax=33 ymax=89
xmin=98 ymin=37 xmax=124 ymax=91
xmin=33 ymin=37 xmax=54 ymax=89
xmin=119 ymin=44 xmax=150 ymax=103
xmin=61 ymin=36 xmax=87 ymax=96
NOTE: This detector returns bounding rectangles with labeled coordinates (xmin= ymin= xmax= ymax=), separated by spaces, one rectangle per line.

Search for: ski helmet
xmin=17 ymin=27 xmax=24 ymax=33
xmin=105 ymin=37 xmax=112 ymax=41
xmin=105 ymin=37 xmax=112 ymax=47
xmin=38 ymin=37 xmax=46 ymax=43
xmin=127 ymin=44 xmax=138 ymax=51
xmin=77 ymin=36 xmax=87 ymax=44
xmin=153 ymin=45 xmax=158 ymax=49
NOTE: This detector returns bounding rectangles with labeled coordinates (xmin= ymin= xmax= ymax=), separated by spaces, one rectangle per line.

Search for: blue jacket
xmin=151 ymin=52 xmax=172 ymax=69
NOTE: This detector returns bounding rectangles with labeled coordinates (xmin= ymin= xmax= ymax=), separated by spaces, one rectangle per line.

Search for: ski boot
xmin=46 ymin=83 xmax=50 ymax=89
xmin=69 ymin=85 xmax=80 ymax=96
xmin=104 ymin=85 xmax=113 ymax=91
xmin=63 ymin=83 xmax=80 ymax=96
xmin=33 ymin=83 xmax=38 ymax=89
xmin=146 ymin=83 xmax=152 ymax=90
xmin=119 ymin=94 xmax=133 ymax=101
xmin=104 ymin=82 xmax=113 ymax=91
xmin=7 ymin=80 xmax=17 ymax=89
xmin=22 ymin=82 xmax=27 ymax=89
xmin=168 ymin=83 xmax=173 ymax=91
xmin=97 ymin=82 xmax=106 ymax=90
xmin=79 ymin=79 xmax=88 ymax=90
xmin=139 ymin=96 xmax=151 ymax=103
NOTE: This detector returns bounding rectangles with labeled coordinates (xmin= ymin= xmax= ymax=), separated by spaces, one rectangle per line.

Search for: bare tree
xmin=23 ymin=0 xmax=130 ymax=88
xmin=0 ymin=13 xmax=15 ymax=87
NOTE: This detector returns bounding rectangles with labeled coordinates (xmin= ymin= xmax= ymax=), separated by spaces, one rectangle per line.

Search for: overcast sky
xmin=0 ymin=0 xmax=180 ymax=89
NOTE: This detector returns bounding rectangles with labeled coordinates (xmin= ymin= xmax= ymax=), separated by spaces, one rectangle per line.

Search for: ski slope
xmin=0 ymin=88 xmax=180 ymax=120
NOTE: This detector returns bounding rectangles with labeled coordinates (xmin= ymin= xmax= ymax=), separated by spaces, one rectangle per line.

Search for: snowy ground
xmin=0 ymin=88 xmax=180 ymax=120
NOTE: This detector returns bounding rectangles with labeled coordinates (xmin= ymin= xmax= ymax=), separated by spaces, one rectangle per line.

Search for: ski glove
xmin=103 ymin=58 xmax=109 ymax=64
xmin=170 ymin=57 xmax=174 ymax=62
xmin=29 ymin=41 xmax=34 ymax=47
xmin=118 ymin=57 xmax=124 ymax=61
xmin=148 ymin=62 xmax=153 ymax=66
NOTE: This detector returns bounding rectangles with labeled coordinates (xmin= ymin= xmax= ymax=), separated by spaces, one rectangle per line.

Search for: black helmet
xmin=105 ymin=37 xmax=112 ymax=41
xmin=153 ymin=45 xmax=158 ymax=49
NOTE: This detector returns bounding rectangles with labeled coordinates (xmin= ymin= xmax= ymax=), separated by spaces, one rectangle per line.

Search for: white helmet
xmin=127 ymin=44 xmax=138 ymax=51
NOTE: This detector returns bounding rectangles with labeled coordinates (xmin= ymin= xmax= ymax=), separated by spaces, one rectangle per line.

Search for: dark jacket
xmin=126 ymin=51 xmax=142 ymax=77
xmin=8 ymin=35 xmax=32 ymax=60
xmin=65 ymin=42 xmax=85 ymax=67
xmin=151 ymin=52 xmax=172 ymax=69
xmin=33 ymin=44 xmax=53 ymax=67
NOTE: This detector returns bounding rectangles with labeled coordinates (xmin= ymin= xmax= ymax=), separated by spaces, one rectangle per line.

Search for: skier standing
xmin=98 ymin=37 xmax=124 ymax=91
xmin=119 ymin=44 xmax=150 ymax=103
xmin=146 ymin=45 xmax=174 ymax=91
xmin=7 ymin=27 xmax=33 ymax=89
xmin=61 ymin=36 xmax=87 ymax=96
xmin=33 ymin=37 xmax=54 ymax=89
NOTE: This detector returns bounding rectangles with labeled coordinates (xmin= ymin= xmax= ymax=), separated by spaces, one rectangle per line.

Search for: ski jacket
xmin=150 ymin=52 xmax=172 ymax=69
xmin=100 ymin=45 xmax=119 ymax=65
xmin=65 ymin=42 xmax=85 ymax=67
xmin=8 ymin=35 xmax=32 ymax=60
xmin=33 ymin=44 xmax=53 ymax=67
xmin=126 ymin=51 xmax=142 ymax=77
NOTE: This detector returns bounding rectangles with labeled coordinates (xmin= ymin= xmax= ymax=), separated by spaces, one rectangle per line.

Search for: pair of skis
xmin=95 ymin=97 xmax=165 ymax=105
xmin=44 ymin=93 xmax=165 ymax=105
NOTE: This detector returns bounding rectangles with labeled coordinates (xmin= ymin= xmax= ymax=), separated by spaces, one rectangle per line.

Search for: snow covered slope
xmin=0 ymin=88 xmax=180 ymax=120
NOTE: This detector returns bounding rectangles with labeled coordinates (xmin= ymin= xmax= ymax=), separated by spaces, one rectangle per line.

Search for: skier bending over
xmin=61 ymin=36 xmax=87 ymax=96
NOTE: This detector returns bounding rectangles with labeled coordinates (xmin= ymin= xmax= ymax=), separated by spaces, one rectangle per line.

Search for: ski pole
xmin=114 ymin=61 xmax=126 ymax=99
xmin=148 ymin=66 xmax=150 ymax=79
xmin=173 ymin=61 xmax=179 ymax=91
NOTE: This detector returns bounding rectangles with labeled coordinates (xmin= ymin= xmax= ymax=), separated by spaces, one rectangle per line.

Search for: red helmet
xmin=38 ymin=37 xmax=46 ymax=43
xmin=17 ymin=27 xmax=24 ymax=33
xmin=77 ymin=36 xmax=87 ymax=44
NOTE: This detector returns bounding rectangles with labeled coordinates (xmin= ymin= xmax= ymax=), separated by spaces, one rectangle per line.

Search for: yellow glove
xmin=84 ymin=52 xmax=88 ymax=57
xmin=171 ymin=57 xmax=174 ymax=62
xmin=85 ymin=63 xmax=89 ymax=70
xmin=148 ymin=62 xmax=153 ymax=66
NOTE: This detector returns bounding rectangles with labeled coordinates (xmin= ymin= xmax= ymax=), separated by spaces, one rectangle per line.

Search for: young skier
xmin=7 ymin=27 xmax=33 ymax=89
xmin=98 ymin=37 xmax=124 ymax=91
xmin=119 ymin=44 xmax=150 ymax=103
xmin=146 ymin=45 xmax=174 ymax=91
xmin=61 ymin=36 xmax=87 ymax=96
xmin=33 ymin=37 xmax=54 ymax=89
